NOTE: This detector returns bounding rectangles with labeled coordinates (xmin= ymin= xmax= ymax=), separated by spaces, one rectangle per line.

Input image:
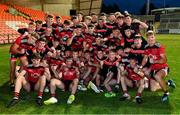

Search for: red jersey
xmin=25 ymin=66 xmax=45 ymax=83
xmin=57 ymin=29 xmax=73 ymax=45
xmin=71 ymin=34 xmax=84 ymax=50
xmin=145 ymin=43 xmax=168 ymax=70
xmin=126 ymin=65 xmax=142 ymax=81
xmin=10 ymin=36 xmax=34 ymax=53
xmin=84 ymin=33 xmax=96 ymax=49
xmin=103 ymin=58 xmax=121 ymax=67
xmin=57 ymin=66 xmax=77 ymax=80
xmin=107 ymin=35 xmax=125 ymax=47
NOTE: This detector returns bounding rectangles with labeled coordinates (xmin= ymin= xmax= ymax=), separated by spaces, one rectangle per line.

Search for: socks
xmin=13 ymin=92 xmax=19 ymax=99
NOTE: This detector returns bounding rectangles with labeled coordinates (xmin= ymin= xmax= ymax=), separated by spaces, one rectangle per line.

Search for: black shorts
xmin=29 ymin=81 xmax=36 ymax=91
xmin=10 ymin=53 xmax=26 ymax=61
xmin=63 ymin=80 xmax=73 ymax=91
xmin=102 ymin=64 xmax=118 ymax=79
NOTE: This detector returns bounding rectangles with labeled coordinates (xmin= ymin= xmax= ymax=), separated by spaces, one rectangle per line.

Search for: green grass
xmin=0 ymin=34 xmax=180 ymax=114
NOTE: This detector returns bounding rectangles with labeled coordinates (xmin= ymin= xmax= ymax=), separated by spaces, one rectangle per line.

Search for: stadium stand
xmin=157 ymin=14 xmax=180 ymax=33
xmin=0 ymin=4 xmax=70 ymax=44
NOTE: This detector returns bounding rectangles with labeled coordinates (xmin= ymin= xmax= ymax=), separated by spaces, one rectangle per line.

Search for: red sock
xmin=13 ymin=92 xmax=19 ymax=99
xmin=136 ymin=92 xmax=142 ymax=97
xmin=38 ymin=91 xmax=43 ymax=98
xmin=123 ymin=90 xmax=128 ymax=94
xmin=51 ymin=93 xmax=56 ymax=97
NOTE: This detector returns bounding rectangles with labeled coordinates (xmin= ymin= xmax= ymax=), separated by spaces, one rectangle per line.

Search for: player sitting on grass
xmin=100 ymin=49 xmax=121 ymax=97
xmin=141 ymin=30 xmax=174 ymax=102
xmin=7 ymin=53 xmax=47 ymax=108
xmin=44 ymin=57 xmax=79 ymax=105
xmin=119 ymin=56 xmax=145 ymax=104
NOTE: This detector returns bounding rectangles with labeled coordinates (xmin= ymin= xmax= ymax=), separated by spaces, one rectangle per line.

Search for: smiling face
xmin=32 ymin=58 xmax=41 ymax=67
xmin=108 ymin=51 xmax=116 ymax=61
xmin=38 ymin=41 xmax=46 ymax=49
xmin=125 ymin=29 xmax=132 ymax=38
xmin=147 ymin=34 xmax=156 ymax=46
xmin=97 ymin=50 xmax=103 ymax=59
xmin=129 ymin=59 xmax=136 ymax=68
xmin=125 ymin=16 xmax=132 ymax=26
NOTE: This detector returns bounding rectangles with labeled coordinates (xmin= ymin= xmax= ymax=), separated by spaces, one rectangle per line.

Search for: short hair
xmin=100 ymin=12 xmax=106 ymax=16
xmin=46 ymin=14 xmax=53 ymax=18
xmin=84 ymin=16 xmax=92 ymax=20
xmin=35 ymin=20 xmax=43 ymax=24
xmin=30 ymin=32 xmax=40 ymax=39
xmin=64 ymin=20 xmax=71 ymax=25
xmin=77 ymin=11 xmax=84 ymax=15
xmin=71 ymin=16 xmax=78 ymax=21
xmin=29 ymin=22 xmax=35 ymax=26
xmin=90 ymin=12 xmax=97 ymax=16
xmin=56 ymin=16 xmax=61 ymax=19
xmin=31 ymin=53 xmax=42 ymax=59
xmin=37 ymin=37 xmax=46 ymax=42
xmin=146 ymin=30 xmax=154 ymax=37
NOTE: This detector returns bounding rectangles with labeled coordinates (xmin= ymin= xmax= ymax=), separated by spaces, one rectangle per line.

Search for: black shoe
xmin=161 ymin=93 xmax=169 ymax=102
xmin=114 ymin=85 xmax=120 ymax=93
xmin=36 ymin=97 xmax=43 ymax=106
xmin=119 ymin=94 xmax=130 ymax=101
xmin=168 ymin=80 xmax=176 ymax=89
xmin=6 ymin=98 xmax=20 ymax=108
xmin=10 ymin=83 xmax=15 ymax=91
xmin=136 ymin=97 xmax=143 ymax=104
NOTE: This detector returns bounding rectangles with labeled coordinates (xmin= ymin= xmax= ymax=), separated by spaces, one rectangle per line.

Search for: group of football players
xmin=6 ymin=11 xmax=176 ymax=108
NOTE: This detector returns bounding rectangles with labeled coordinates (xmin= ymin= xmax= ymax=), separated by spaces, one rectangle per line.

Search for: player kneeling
xmin=44 ymin=57 xmax=79 ymax=105
xmin=119 ymin=57 xmax=145 ymax=104
xmin=7 ymin=53 xmax=47 ymax=108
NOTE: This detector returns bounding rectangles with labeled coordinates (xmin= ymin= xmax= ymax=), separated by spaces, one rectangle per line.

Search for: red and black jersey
xmin=145 ymin=43 xmax=168 ymax=70
xmin=57 ymin=29 xmax=73 ymax=45
xmin=125 ymin=23 xmax=140 ymax=35
xmin=114 ymin=23 xmax=126 ymax=34
xmin=106 ymin=35 xmax=125 ymax=47
xmin=83 ymin=33 xmax=96 ymax=49
xmin=10 ymin=36 xmax=35 ymax=54
xmin=57 ymin=66 xmax=77 ymax=80
xmin=103 ymin=58 xmax=121 ymax=67
xmin=52 ymin=23 xmax=63 ymax=29
xmin=126 ymin=65 xmax=142 ymax=81
xmin=106 ymin=22 xmax=116 ymax=27
xmin=124 ymin=35 xmax=134 ymax=48
xmin=95 ymin=24 xmax=112 ymax=37
xmin=72 ymin=58 xmax=82 ymax=68
xmin=33 ymin=46 xmax=49 ymax=59
xmin=24 ymin=66 xmax=45 ymax=83
xmin=35 ymin=28 xmax=45 ymax=36
xmin=71 ymin=34 xmax=84 ymax=50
